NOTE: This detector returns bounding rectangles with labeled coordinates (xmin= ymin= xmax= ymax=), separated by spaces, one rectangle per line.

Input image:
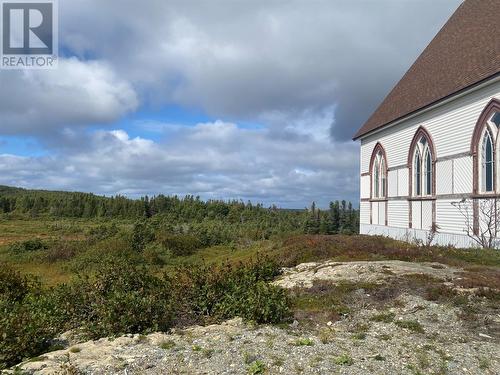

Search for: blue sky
xmin=0 ymin=0 xmax=462 ymax=208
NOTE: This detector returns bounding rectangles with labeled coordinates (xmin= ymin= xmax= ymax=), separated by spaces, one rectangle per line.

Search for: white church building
xmin=354 ymin=0 xmax=500 ymax=248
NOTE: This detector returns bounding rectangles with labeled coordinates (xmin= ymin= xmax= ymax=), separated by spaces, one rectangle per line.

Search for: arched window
xmin=374 ymin=157 xmax=380 ymax=197
xmin=412 ymin=135 xmax=433 ymax=196
xmin=471 ymin=99 xmax=500 ymax=195
xmin=424 ymin=148 xmax=432 ymax=195
xmin=414 ymin=152 xmax=421 ymax=196
xmin=481 ymin=130 xmax=494 ymax=192
xmin=380 ymin=157 xmax=387 ymax=197
xmin=370 ymin=144 xmax=387 ymax=199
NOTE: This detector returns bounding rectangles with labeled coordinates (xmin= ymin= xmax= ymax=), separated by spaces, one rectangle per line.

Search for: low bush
xmin=247 ymin=360 xmax=266 ymax=374
xmin=157 ymin=233 xmax=202 ymax=256
xmin=44 ymin=240 xmax=84 ymax=263
xmin=333 ymin=354 xmax=354 ymax=366
xmin=142 ymin=242 xmax=171 ymax=265
xmin=0 ymin=267 xmax=66 ymax=368
xmin=8 ymin=238 xmax=47 ymax=253
xmin=0 ymin=291 xmax=64 ymax=368
xmin=86 ymin=223 xmax=119 ymax=242
xmin=0 ymin=265 xmax=39 ymax=302
xmin=0 ymin=260 xmax=174 ymax=369
xmin=61 ymin=259 xmax=175 ymax=339
xmin=188 ymin=221 xmax=237 ymax=247
xmin=131 ymin=221 xmax=155 ymax=251
xmin=178 ymin=258 xmax=289 ymax=324
xmin=68 ymin=237 xmax=140 ymax=273
xmin=0 ymin=257 xmax=290 ymax=369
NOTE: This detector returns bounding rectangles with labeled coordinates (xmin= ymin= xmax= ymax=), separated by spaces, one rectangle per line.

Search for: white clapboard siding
xmin=387 ymin=200 xmax=408 ymax=228
xmin=454 ymin=156 xmax=473 ymax=194
xmin=436 ymin=160 xmax=453 ymax=195
xmin=360 ymin=175 xmax=370 ymax=199
xmin=379 ymin=202 xmax=386 ymax=225
xmin=372 ymin=202 xmax=379 ymax=225
xmin=412 ymin=201 xmax=422 ymax=229
xmin=360 ymin=144 xmax=372 ymax=174
xmin=360 ymin=81 xmax=500 ymax=174
xmin=388 ymin=170 xmax=398 ymax=197
xmin=398 ymin=168 xmax=409 ymax=196
xmin=422 ymin=201 xmax=433 ymax=230
xmin=360 ymin=202 xmax=370 ymax=224
xmin=435 ymin=199 xmax=469 ymax=234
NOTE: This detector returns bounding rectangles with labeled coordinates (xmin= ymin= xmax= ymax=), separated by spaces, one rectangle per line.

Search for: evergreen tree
xmin=329 ymin=201 xmax=340 ymax=233
xmin=303 ymin=202 xmax=320 ymax=234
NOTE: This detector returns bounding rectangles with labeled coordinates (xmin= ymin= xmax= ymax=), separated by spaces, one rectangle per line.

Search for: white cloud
xmin=0 ymin=58 xmax=138 ymax=135
xmin=0 ymin=117 xmax=359 ymax=207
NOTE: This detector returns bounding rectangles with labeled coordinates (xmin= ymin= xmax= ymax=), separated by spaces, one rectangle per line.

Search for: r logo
xmin=2 ymin=2 xmax=53 ymax=55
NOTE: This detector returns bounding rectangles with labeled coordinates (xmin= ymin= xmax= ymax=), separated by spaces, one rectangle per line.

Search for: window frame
xmin=471 ymin=99 xmax=500 ymax=197
xmin=409 ymin=129 xmax=435 ymax=199
xmin=369 ymin=143 xmax=388 ymax=200
xmin=424 ymin=147 xmax=432 ymax=195
xmin=480 ymin=128 xmax=495 ymax=193
xmin=414 ymin=150 xmax=421 ymax=196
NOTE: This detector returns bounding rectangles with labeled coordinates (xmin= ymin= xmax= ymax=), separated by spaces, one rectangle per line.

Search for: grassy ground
xmin=1 ymin=218 xmax=499 ymax=286
xmin=0 ymin=218 xmax=133 ymax=284
xmin=0 ymin=218 xmax=132 ymax=244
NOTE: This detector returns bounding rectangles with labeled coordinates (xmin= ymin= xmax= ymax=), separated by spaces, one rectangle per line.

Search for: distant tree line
xmin=0 ymin=185 xmax=359 ymax=235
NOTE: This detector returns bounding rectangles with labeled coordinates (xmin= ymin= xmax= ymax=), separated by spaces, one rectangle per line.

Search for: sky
xmin=0 ymin=0 xmax=462 ymax=208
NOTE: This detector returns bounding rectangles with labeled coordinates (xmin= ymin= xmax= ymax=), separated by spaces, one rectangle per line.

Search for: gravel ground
xmin=8 ymin=260 xmax=500 ymax=375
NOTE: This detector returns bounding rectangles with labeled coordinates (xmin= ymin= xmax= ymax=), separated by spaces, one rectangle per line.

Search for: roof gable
xmin=354 ymin=0 xmax=500 ymax=140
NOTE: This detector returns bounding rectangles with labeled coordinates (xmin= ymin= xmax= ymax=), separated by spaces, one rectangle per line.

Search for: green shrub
xmin=247 ymin=360 xmax=265 ymax=374
xmin=239 ymin=281 xmax=289 ymax=323
xmin=142 ymin=242 xmax=171 ymax=265
xmin=68 ymin=237 xmax=140 ymax=273
xmin=0 ymin=260 xmax=175 ymax=369
xmin=131 ymin=221 xmax=155 ymax=251
xmin=0 ymin=265 xmax=39 ymax=302
xmin=44 ymin=240 xmax=84 ymax=263
xmin=333 ymin=354 xmax=354 ymax=366
xmin=61 ymin=259 xmax=175 ymax=339
xmin=87 ymin=223 xmax=119 ymax=242
xmin=8 ymin=238 xmax=47 ymax=253
xmin=157 ymin=233 xmax=201 ymax=256
xmin=188 ymin=221 xmax=236 ymax=247
xmin=179 ymin=259 xmax=290 ymax=324
xmin=0 ymin=258 xmax=289 ymax=369
xmin=0 ymin=289 xmax=65 ymax=369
